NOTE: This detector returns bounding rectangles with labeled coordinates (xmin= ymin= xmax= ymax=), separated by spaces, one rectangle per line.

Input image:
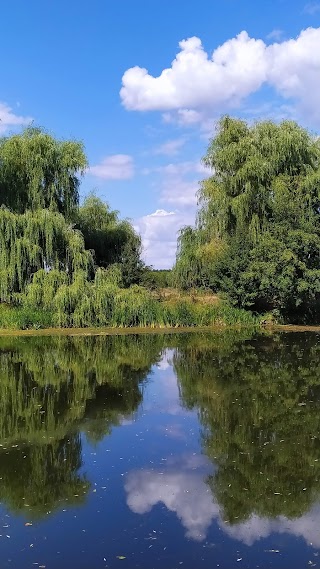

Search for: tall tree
xmin=0 ymin=208 xmax=92 ymax=301
xmin=0 ymin=127 xmax=87 ymax=219
xmin=77 ymin=194 xmax=144 ymax=286
xmin=175 ymin=117 xmax=320 ymax=318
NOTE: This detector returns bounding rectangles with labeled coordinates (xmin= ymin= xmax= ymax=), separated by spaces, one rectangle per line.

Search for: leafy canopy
xmin=0 ymin=127 xmax=87 ymax=219
xmin=0 ymin=128 xmax=145 ymax=311
xmin=175 ymin=116 xmax=320 ymax=319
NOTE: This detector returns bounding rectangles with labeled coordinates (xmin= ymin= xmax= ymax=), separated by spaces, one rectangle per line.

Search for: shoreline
xmin=0 ymin=323 xmax=319 ymax=338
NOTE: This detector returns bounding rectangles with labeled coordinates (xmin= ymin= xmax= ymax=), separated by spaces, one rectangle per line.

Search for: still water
xmin=0 ymin=330 xmax=320 ymax=568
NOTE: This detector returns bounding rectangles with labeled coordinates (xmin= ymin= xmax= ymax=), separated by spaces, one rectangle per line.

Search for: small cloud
xmin=163 ymin=109 xmax=203 ymax=126
xmin=89 ymin=154 xmax=134 ymax=180
xmin=154 ymin=137 xmax=186 ymax=156
xmin=266 ymin=29 xmax=284 ymax=41
xmin=135 ymin=208 xmax=195 ymax=269
xmin=304 ymin=2 xmax=320 ymax=14
xmin=0 ymin=101 xmax=32 ymax=134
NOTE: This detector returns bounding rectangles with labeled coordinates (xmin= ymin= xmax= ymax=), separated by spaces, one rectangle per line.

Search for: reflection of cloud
xmin=125 ymin=454 xmax=217 ymax=541
xmin=156 ymin=423 xmax=187 ymax=441
xmin=125 ymin=453 xmax=320 ymax=547
xmin=226 ymin=506 xmax=320 ymax=548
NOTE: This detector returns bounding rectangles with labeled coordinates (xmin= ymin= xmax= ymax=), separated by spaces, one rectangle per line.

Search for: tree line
xmin=2 ymin=117 xmax=319 ymax=327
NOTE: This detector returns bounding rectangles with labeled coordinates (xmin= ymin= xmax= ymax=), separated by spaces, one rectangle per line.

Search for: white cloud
xmin=121 ymin=27 xmax=320 ymax=126
xmin=154 ymin=137 xmax=186 ymax=156
xmin=89 ymin=154 xmax=134 ymax=180
xmin=304 ymin=2 xmax=320 ymax=14
xmin=135 ymin=160 xmax=209 ymax=267
xmin=161 ymin=178 xmax=198 ymax=206
xmin=266 ymin=29 xmax=284 ymax=42
xmin=135 ymin=208 xmax=195 ymax=268
xmin=125 ymin=454 xmax=320 ymax=548
xmin=0 ymin=101 xmax=32 ymax=134
xmin=159 ymin=161 xmax=208 ymax=207
xmin=143 ymin=161 xmax=209 ymax=207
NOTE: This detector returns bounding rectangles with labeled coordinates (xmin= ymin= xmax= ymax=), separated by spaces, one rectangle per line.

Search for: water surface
xmin=0 ymin=330 xmax=320 ymax=568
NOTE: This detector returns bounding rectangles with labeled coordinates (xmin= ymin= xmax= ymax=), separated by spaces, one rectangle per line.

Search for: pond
xmin=0 ymin=330 xmax=320 ymax=569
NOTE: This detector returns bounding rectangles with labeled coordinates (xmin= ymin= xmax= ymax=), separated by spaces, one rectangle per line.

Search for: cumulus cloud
xmin=89 ymin=154 xmax=134 ymax=180
xmin=0 ymin=101 xmax=32 ymax=134
xmin=121 ymin=27 xmax=320 ymax=126
xmin=135 ymin=208 xmax=195 ymax=268
xmin=125 ymin=454 xmax=320 ymax=547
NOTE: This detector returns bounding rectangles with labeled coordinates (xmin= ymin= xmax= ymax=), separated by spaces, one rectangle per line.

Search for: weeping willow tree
xmin=0 ymin=207 xmax=93 ymax=302
xmin=0 ymin=127 xmax=87 ymax=219
xmin=175 ymin=116 xmax=320 ymax=318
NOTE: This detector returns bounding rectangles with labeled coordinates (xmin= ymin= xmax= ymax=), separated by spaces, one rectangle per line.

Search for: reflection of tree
xmin=0 ymin=334 xmax=164 ymax=516
xmin=174 ymin=331 xmax=320 ymax=524
xmin=0 ymin=435 xmax=88 ymax=518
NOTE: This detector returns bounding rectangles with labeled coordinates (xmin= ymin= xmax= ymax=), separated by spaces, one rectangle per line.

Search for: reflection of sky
xmin=142 ymin=349 xmax=191 ymax=416
xmin=125 ymin=352 xmax=320 ymax=550
xmin=2 ymin=345 xmax=320 ymax=569
xmin=125 ymin=453 xmax=320 ymax=548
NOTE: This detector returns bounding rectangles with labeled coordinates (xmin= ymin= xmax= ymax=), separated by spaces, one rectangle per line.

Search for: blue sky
xmin=1 ymin=0 xmax=320 ymax=267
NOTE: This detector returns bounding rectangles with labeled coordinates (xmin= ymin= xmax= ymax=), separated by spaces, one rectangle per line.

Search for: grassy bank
xmin=0 ymin=288 xmax=260 ymax=331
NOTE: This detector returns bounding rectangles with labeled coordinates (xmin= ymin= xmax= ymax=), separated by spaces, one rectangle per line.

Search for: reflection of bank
xmin=0 ymin=333 xmax=162 ymax=518
xmin=124 ymin=453 xmax=320 ymax=548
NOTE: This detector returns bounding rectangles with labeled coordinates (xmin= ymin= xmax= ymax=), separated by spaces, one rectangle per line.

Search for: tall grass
xmin=0 ymin=268 xmax=261 ymax=330
xmin=0 ymin=304 xmax=54 ymax=330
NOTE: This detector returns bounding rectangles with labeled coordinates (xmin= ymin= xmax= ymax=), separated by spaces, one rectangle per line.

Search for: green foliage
xmin=0 ymin=304 xmax=54 ymax=329
xmin=0 ymin=129 xmax=147 ymax=322
xmin=0 ymin=127 xmax=87 ymax=219
xmin=77 ymin=193 xmax=144 ymax=286
xmin=17 ymin=268 xmax=260 ymax=328
xmin=141 ymin=269 xmax=173 ymax=289
xmin=175 ymin=116 xmax=320 ymax=321
xmin=0 ymin=208 xmax=93 ymax=302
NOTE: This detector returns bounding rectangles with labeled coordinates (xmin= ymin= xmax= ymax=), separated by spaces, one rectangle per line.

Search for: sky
xmin=1 ymin=0 xmax=320 ymax=268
